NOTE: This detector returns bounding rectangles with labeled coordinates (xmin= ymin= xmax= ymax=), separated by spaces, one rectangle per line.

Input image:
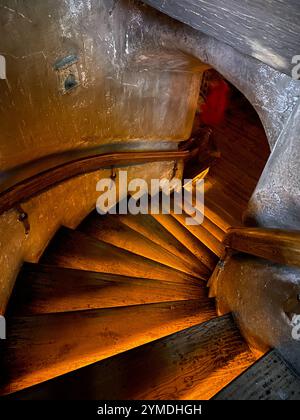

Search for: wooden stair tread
xmin=99 ymin=213 xmax=205 ymax=272
xmin=78 ymin=213 xmax=209 ymax=278
xmin=214 ymin=350 xmax=300 ymax=400
xmin=172 ymin=213 xmax=224 ymax=257
xmin=202 ymin=186 xmax=243 ymax=232
xmin=213 ymin=131 xmax=268 ymax=182
xmin=8 ymin=263 xmax=207 ymax=315
xmin=40 ymin=227 xmax=203 ymax=284
xmin=153 ymin=214 xmax=217 ymax=271
xmin=201 ymin=216 xmax=225 ymax=243
xmin=0 ymin=299 xmax=216 ymax=395
xmin=211 ymin=159 xmax=259 ymax=204
xmin=3 ymin=314 xmax=255 ymax=400
xmin=210 ymin=98 xmax=269 ymax=195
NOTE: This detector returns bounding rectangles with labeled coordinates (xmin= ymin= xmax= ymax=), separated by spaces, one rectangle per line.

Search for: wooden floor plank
xmin=202 ymin=180 xmax=243 ymax=232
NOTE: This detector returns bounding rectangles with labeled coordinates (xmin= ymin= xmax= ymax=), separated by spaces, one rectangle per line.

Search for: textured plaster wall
xmin=0 ymin=0 xmax=203 ymax=171
xmin=143 ymin=0 xmax=300 ymax=77
xmin=133 ymin=1 xmax=300 ymax=231
xmin=246 ymin=100 xmax=300 ymax=229
xmin=215 ymin=255 xmax=300 ymax=372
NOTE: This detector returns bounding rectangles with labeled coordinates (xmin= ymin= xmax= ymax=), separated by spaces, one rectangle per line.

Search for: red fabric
xmin=200 ymin=80 xmax=229 ymax=126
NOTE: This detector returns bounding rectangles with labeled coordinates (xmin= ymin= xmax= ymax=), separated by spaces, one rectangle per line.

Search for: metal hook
xmin=15 ymin=204 xmax=30 ymax=235
xmin=171 ymin=161 xmax=178 ymax=179
xmin=110 ymin=166 xmax=117 ymax=181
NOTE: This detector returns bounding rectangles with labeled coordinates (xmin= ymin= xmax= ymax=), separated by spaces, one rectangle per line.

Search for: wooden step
xmin=203 ymin=179 xmax=244 ymax=231
xmin=8 ymin=264 xmax=208 ymax=315
xmin=4 ymin=314 xmax=255 ymax=400
xmin=172 ymin=213 xmax=224 ymax=257
xmin=213 ymin=127 xmax=268 ymax=182
xmin=40 ymin=228 xmax=202 ymax=285
xmin=173 ymin=179 xmax=242 ymax=235
xmin=211 ymin=159 xmax=258 ymax=205
xmin=78 ymin=213 xmax=209 ymax=279
xmin=0 ymin=299 xmax=216 ymax=395
xmin=155 ymin=194 xmax=225 ymax=257
xmin=210 ymin=109 xmax=268 ymax=192
xmin=201 ymin=216 xmax=225 ymax=243
xmin=214 ymin=350 xmax=300 ymax=400
xmin=106 ymin=213 xmax=207 ymax=273
xmin=166 ymin=192 xmax=226 ymax=243
xmin=153 ymin=214 xmax=217 ymax=271
xmin=167 ymin=191 xmax=226 ymax=242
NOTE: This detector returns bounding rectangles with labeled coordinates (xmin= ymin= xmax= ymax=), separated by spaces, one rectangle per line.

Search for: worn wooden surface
xmin=79 ymin=213 xmax=210 ymax=278
xmin=153 ymin=213 xmax=218 ymax=270
xmin=202 ymin=181 xmax=244 ymax=232
xmin=113 ymin=213 xmax=208 ymax=270
xmin=0 ymin=150 xmax=189 ymax=216
xmin=214 ymin=350 xmax=300 ymax=400
xmin=200 ymin=216 xmax=225 ymax=243
xmin=225 ymin=227 xmax=300 ymax=268
xmin=143 ymin=0 xmax=300 ymax=75
xmin=8 ymin=263 xmax=207 ymax=315
xmin=0 ymin=299 xmax=216 ymax=395
xmin=212 ymin=89 xmax=270 ymax=182
xmin=3 ymin=314 xmax=256 ymax=400
xmin=195 ymin=75 xmax=269 ymax=235
xmin=40 ymin=227 xmax=201 ymax=284
xmin=172 ymin=212 xmax=224 ymax=257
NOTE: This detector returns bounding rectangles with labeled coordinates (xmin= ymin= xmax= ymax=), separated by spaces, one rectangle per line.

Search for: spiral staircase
xmin=1 ymin=88 xmax=300 ymax=400
xmin=2 ymin=200 xmax=300 ymax=400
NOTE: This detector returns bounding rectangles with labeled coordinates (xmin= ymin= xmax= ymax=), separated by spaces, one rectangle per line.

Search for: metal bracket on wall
xmin=15 ymin=205 xmax=30 ymax=235
xmin=171 ymin=161 xmax=178 ymax=179
xmin=110 ymin=166 xmax=117 ymax=181
xmin=54 ymin=54 xmax=80 ymax=95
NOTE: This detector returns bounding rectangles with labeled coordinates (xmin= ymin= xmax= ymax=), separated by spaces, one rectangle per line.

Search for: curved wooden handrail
xmin=0 ymin=150 xmax=191 ymax=216
xmin=224 ymin=227 xmax=300 ymax=268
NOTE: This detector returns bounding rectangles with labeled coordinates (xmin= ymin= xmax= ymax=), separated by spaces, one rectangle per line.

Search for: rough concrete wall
xmin=0 ymin=0 xmax=203 ymax=171
xmin=215 ymin=254 xmax=300 ymax=372
xmin=206 ymin=91 xmax=300 ymax=367
xmin=245 ymin=99 xmax=300 ymax=229
xmin=143 ymin=0 xmax=300 ymax=77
